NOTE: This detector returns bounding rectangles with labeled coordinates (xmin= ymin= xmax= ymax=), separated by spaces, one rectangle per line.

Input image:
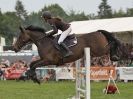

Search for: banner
xmin=73 ymin=66 xmax=116 ymax=80
xmin=118 ymin=67 xmax=133 ymax=80
xmin=56 ymin=67 xmax=75 ymax=81
xmin=90 ymin=66 xmax=116 ymax=80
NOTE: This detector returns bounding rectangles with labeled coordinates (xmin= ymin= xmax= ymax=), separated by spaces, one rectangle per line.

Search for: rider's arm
xmin=46 ymin=20 xmax=58 ymax=36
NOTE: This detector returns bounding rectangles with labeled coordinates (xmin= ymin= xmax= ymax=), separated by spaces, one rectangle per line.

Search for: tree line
xmin=0 ymin=0 xmax=133 ymax=45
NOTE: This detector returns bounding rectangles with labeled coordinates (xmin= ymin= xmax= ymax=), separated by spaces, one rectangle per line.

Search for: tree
xmin=126 ymin=8 xmax=133 ymax=17
xmin=0 ymin=12 xmax=20 ymax=45
xmin=68 ymin=10 xmax=89 ymax=22
xmin=113 ymin=8 xmax=126 ymax=18
xmin=15 ymin=0 xmax=28 ymax=21
xmin=98 ymin=0 xmax=112 ymax=19
xmin=0 ymin=10 xmax=4 ymax=36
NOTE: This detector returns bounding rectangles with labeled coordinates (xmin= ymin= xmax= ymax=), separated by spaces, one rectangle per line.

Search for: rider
xmin=42 ymin=11 xmax=73 ymax=57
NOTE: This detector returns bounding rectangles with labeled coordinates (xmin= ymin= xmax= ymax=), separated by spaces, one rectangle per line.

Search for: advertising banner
xmin=73 ymin=66 xmax=116 ymax=80
xmin=118 ymin=67 xmax=133 ymax=80
xmin=56 ymin=67 xmax=75 ymax=81
xmin=90 ymin=66 xmax=116 ymax=80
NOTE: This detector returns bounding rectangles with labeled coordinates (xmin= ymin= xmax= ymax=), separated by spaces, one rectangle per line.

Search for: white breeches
xmin=58 ymin=27 xmax=72 ymax=44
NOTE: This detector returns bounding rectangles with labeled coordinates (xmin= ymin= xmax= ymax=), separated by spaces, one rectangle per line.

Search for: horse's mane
xmin=25 ymin=25 xmax=46 ymax=33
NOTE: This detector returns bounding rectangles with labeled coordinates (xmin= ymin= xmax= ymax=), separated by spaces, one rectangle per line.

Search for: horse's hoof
xmin=36 ymin=79 xmax=41 ymax=85
xmin=32 ymin=78 xmax=41 ymax=85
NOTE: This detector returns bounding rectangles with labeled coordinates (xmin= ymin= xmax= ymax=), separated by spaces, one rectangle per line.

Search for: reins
xmin=35 ymin=34 xmax=47 ymax=42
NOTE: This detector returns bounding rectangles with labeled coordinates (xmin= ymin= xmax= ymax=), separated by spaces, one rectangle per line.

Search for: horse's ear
xmin=19 ymin=26 xmax=25 ymax=33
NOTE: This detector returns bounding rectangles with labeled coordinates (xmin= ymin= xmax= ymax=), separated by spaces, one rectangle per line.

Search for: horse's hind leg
xmin=28 ymin=59 xmax=44 ymax=84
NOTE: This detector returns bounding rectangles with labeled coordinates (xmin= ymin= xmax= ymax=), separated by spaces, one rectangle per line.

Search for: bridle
xmin=16 ymin=38 xmax=32 ymax=51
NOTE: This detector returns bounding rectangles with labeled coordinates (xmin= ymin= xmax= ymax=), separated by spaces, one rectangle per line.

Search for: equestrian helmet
xmin=42 ymin=11 xmax=52 ymax=19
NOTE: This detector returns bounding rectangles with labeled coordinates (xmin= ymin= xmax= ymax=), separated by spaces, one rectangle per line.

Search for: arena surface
xmin=0 ymin=80 xmax=133 ymax=99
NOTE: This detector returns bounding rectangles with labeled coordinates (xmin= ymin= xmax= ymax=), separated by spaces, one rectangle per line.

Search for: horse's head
xmin=13 ymin=26 xmax=32 ymax=52
xmin=13 ymin=25 xmax=48 ymax=52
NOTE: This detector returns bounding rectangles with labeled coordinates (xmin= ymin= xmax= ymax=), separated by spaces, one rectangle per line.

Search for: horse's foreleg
xmin=30 ymin=59 xmax=45 ymax=70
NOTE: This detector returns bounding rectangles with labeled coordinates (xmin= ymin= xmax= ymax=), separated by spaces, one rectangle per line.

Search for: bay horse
xmin=13 ymin=25 xmax=127 ymax=84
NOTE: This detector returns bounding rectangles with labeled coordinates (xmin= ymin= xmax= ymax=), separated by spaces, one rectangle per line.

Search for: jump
xmin=13 ymin=25 xmax=128 ymax=84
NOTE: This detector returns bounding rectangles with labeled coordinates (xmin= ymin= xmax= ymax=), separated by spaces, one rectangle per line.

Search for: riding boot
xmin=60 ymin=42 xmax=73 ymax=57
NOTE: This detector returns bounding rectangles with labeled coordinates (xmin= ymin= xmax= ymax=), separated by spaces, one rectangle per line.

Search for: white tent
xmin=69 ymin=17 xmax=133 ymax=34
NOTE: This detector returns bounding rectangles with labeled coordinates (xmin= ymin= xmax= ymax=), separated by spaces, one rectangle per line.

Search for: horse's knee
xmin=30 ymin=64 xmax=36 ymax=70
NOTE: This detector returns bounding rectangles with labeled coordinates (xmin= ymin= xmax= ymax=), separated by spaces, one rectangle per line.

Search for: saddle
xmin=53 ymin=34 xmax=77 ymax=50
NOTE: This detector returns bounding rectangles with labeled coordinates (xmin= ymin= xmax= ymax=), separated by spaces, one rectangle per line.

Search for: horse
xmin=12 ymin=25 xmax=127 ymax=84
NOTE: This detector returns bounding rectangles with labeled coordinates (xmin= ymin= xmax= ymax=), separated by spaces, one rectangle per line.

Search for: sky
xmin=0 ymin=0 xmax=133 ymax=14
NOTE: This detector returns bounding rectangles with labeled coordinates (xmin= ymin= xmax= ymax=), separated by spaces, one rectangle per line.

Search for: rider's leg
xmin=58 ymin=27 xmax=73 ymax=57
xmin=60 ymin=42 xmax=73 ymax=57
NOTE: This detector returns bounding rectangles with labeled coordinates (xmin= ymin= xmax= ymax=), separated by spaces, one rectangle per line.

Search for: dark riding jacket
xmin=46 ymin=18 xmax=70 ymax=36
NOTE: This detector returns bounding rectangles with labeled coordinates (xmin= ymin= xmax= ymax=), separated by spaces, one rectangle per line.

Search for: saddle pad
xmin=54 ymin=34 xmax=77 ymax=48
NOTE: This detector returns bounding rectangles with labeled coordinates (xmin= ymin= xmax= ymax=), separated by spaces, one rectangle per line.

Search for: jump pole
xmin=84 ymin=48 xmax=90 ymax=99
xmin=75 ymin=47 xmax=90 ymax=99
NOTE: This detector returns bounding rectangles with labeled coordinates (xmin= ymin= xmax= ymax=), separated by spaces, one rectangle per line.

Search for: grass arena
xmin=0 ymin=80 xmax=133 ymax=99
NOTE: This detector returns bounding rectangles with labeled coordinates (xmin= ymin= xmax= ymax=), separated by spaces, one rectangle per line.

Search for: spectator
xmin=0 ymin=66 xmax=6 ymax=80
xmin=99 ymin=55 xmax=112 ymax=66
xmin=91 ymin=57 xmax=100 ymax=66
xmin=1 ymin=58 xmax=10 ymax=67
xmin=0 ymin=67 xmax=3 ymax=80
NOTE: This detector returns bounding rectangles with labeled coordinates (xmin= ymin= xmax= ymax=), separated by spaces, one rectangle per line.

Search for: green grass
xmin=0 ymin=80 xmax=133 ymax=99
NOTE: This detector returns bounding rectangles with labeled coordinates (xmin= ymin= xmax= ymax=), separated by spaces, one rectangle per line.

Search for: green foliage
xmin=15 ymin=0 xmax=28 ymax=20
xmin=98 ymin=0 xmax=113 ymax=18
xmin=126 ymin=8 xmax=133 ymax=17
xmin=0 ymin=12 xmax=21 ymax=45
xmin=113 ymin=8 xmax=127 ymax=18
xmin=68 ymin=10 xmax=89 ymax=22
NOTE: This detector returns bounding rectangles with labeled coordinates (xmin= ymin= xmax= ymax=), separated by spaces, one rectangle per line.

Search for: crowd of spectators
xmin=91 ymin=43 xmax=133 ymax=67
xmin=91 ymin=54 xmax=113 ymax=66
xmin=0 ymin=55 xmax=39 ymax=80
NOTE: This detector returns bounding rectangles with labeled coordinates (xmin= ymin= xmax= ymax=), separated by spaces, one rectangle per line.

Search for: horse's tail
xmin=97 ymin=30 xmax=121 ymax=46
xmin=97 ymin=30 xmax=123 ymax=61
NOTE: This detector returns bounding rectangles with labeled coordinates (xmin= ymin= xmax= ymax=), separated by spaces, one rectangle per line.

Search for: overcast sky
xmin=0 ymin=0 xmax=133 ymax=14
